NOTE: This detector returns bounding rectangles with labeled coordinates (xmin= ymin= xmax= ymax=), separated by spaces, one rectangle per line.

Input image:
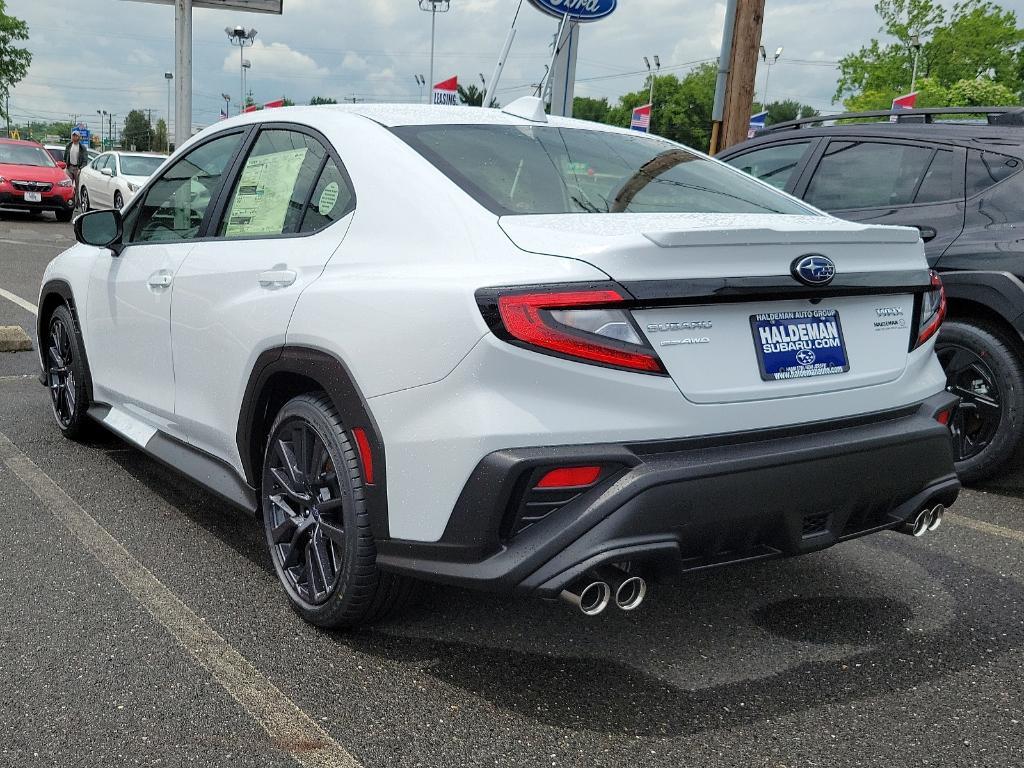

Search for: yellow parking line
xmin=0 ymin=429 xmax=362 ymax=768
xmin=949 ymin=514 xmax=1024 ymax=544
xmin=0 ymin=287 xmax=38 ymax=316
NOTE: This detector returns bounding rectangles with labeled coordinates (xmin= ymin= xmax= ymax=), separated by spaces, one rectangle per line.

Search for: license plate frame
xmin=23 ymin=191 xmax=42 ymax=203
xmin=750 ymin=309 xmax=850 ymax=382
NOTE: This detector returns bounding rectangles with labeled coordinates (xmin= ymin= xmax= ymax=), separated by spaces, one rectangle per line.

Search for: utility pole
xmin=909 ymin=33 xmax=922 ymax=92
xmin=164 ymin=71 xmax=174 ymax=150
xmin=711 ymin=0 xmax=766 ymax=153
xmin=419 ymin=0 xmax=451 ymax=102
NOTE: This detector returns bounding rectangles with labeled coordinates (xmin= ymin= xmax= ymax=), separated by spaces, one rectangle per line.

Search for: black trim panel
xmin=236 ymin=346 xmax=390 ymax=538
xmin=939 ymin=270 xmax=1024 ymax=336
xmin=36 ymin=279 xmax=95 ymax=403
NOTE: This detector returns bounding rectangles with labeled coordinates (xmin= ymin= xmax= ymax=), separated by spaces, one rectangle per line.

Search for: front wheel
xmin=936 ymin=320 xmax=1024 ymax=483
xmin=261 ymin=393 xmax=415 ymax=628
xmin=46 ymin=304 xmax=92 ymax=439
xmin=114 ymin=191 xmax=123 ymax=210
xmin=80 ymin=187 xmax=91 ymax=212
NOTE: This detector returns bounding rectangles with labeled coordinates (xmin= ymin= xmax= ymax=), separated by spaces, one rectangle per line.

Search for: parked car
xmin=0 ymin=137 xmax=76 ymax=221
xmin=37 ymin=99 xmax=959 ymax=627
xmin=78 ymin=151 xmax=166 ymax=211
xmin=719 ymin=107 xmax=1024 ymax=483
xmin=44 ymin=144 xmax=98 ymax=166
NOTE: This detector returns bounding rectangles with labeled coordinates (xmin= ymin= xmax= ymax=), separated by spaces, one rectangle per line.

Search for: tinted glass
xmin=46 ymin=148 xmax=63 ymax=162
xmin=94 ymin=155 xmax=109 ymax=170
xmin=299 ymin=159 xmax=354 ymax=232
xmin=966 ymin=150 xmax=1021 ymax=197
xmin=724 ymin=142 xmax=810 ymax=190
xmin=120 ymin=156 xmax=164 ymax=177
xmin=0 ymin=143 xmax=56 ymax=167
xmin=914 ymin=149 xmax=955 ymax=203
xmin=805 ymin=141 xmax=935 ymax=210
xmin=395 ymin=125 xmax=813 ymax=216
xmin=132 ymin=132 xmax=244 ymax=243
xmin=217 ymin=130 xmax=327 ymax=238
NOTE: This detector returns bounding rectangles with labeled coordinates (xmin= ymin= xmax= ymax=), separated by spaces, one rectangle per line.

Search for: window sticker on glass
xmin=318 ymin=181 xmax=340 ymax=216
xmin=225 ymin=148 xmax=308 ymax=237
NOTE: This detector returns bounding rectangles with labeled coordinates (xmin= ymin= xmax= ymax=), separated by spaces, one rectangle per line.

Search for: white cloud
xmin=222 ymin=40 xmax=329 ymax=79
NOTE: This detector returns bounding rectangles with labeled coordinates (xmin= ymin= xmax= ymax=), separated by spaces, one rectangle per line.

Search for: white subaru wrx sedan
xmin=37 ymin=99 xmax=959 ymax=627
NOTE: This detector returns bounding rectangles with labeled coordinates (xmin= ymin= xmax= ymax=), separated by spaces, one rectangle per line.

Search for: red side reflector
xmin=535 ymin=466 xmax=602 ymax=489
xmin=935 ymin=408 xmax=952 ymax=426
xmin=352 ymin=428 xmax=375 ymax=485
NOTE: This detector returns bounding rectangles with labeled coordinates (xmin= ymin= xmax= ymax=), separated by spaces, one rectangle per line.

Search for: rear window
xmin=0 ymin=143 xmax=56 ymax=168
xmin=966 ymin=150 xmax=1021 ymax=197
xmin=394 ymin=124 xmax=813 ymax=216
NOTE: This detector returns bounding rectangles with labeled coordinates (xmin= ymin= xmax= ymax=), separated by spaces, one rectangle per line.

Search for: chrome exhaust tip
xmin=901 ymin=508 xmax=931 ymax=537
xmin=560 ymin=579 xmax=611 ymax=616
xmin=594 ymin=565 xmax=648 ymax=611
xmin=927 ymin=504 xmax=945 ymax=532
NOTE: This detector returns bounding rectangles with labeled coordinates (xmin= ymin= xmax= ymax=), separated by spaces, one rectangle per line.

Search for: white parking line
xmin=950 ymin=514 xmax=1024 ymax=544
xmin=0 ymin=287 xmax=38 ymax=316
xmin=0 ymin=429 xmax=362 ymax=768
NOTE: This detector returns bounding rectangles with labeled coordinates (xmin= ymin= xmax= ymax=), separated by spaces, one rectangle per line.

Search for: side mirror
xmin=74 ymin=209 xmax=124 ymax=253
xmin=101 ymin=167 xmax=114 ymax=177
xmin=57 ymin=161 xmax=67 ymax=169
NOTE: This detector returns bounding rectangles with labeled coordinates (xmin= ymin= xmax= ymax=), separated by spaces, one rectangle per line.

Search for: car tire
xmin=80 ymin=187 xmax=91 ymax=212
xmin=261 ymin=393 xmax=417 ymax=628
xmin=45 ymin=304 xmax=93 ymax=439
xmin=114 ymin=192 xmax=123 ymax=210
xmin=936 ymin=319 xmax=1024 ymax=483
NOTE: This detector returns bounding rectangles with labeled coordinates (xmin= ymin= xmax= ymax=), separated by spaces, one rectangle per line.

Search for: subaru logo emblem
xmin=791 ymin=254 xmax=836 ymax=286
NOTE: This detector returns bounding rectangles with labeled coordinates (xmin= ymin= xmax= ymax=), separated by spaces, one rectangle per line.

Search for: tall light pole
xmin=221 ymin=93 xmax=231 ymax=119
xmin=164 ymin=72 xmax=174 ymax=151
xmin=759 ymin=45 xmax=783 ymax=107
xmin=414 ymin=74 xmax=426 ymax=103
xmin=108 ymin=114 xmax=116 ymax=149
xmin=909 ymin=33 xmax=922 ymax=92
xmin=643 ymin=55 xmax=660 ymax=108
xmin=97 ymin=109 xmax=106 ymax=149
xmin=242 ymin=59 xmax=252 ymax=107
xmin=226 ymin=25 xmax=257 ymax=115
xmin=418 ymin=0 xmax=451 ymax=102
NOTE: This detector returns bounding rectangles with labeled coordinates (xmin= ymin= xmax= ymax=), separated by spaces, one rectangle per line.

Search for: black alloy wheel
xmin=46 ymin=304 xmax=91 ymax=438
xmin=936 ymin=320 xmax=1024 ymax=483
xmin=80 ymin=187 xmax=90 ymax=212
xmin=261 ymin=393 xmax=416 ymax=627
xmin=114 ymin=191 xmax=123 ymax=210
xmin=264 ymin=416 xmax=348 ymax=607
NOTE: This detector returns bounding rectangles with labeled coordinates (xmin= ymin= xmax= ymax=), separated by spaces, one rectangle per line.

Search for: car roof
xmin=0 ymin=137 xmax=48 ymax=148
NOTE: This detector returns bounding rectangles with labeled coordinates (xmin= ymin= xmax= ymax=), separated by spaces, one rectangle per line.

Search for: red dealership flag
xmin=242 ymin=104 xmax=259 ymax=113
xmin=890 ymin=92 xmax=918 ymax=121
xmin=432 ymin=76 xmax=459 ymax=106
xmin=264 ymin=99 xmax=286 ymax=109
xmin=630 ymin=103 xmax=652 ymax=132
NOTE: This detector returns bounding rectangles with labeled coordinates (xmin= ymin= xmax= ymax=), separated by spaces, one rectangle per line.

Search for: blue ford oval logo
xmin=527 ymin=0 xmax=618 ymax=22
xmin=792 ymin=255 xmax=836 ymax=286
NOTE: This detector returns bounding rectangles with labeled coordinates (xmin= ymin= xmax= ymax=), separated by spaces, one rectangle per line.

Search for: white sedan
xmin=78 ymin=151 xmax=166 ymax=211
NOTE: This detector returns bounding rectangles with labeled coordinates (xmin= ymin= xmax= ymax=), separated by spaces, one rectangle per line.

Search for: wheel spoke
xmin=318 ymin=519 xmax=346 ymax=547
xmin=64 ymin=379 xmax=76 ymax=414
xmin=276 ymin=438 xmax=303 ymax=487
xmin=270 ymin=513 xmax=298 ymax=545
xmin=317 ymin=498 xmax=345 ymax=515
xmin=269 ymin=466 xmax=309 ymax=504
xmin=309 ymin=530 xmax=333 ymax=596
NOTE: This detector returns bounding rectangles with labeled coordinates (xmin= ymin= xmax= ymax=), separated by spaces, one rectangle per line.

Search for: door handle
xmin=257 ymin=269 xmax=297 ymax=288
xmin=914 ymin=225 xmax=938 ymax=242
xmin=147 ymin=271 xmax=173 ymax=289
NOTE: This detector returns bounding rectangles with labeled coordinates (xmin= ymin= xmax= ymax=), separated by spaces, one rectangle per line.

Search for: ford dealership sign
xmin=528 ymin=0 xmax=617 ymax=22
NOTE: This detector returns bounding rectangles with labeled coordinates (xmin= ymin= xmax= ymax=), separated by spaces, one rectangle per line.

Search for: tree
xmin=573 ymin=96 xmax=611 ymax=123
xmin=752 ymin=99 xmax=820 ymax=124
xmin=457 ymin=83 xmax=499 ymax=108
xmin=153 ymin=118 xmax=168 ymax=153
xmin=281 ymin=96 xmax=295 ymax=107
xmin=0 ymin=0 xmax=31 ymax=128
xmin=835 ymin=0 xmax=1024 ymax=108
xmin=122 ymin=110 xmax=153 ymax=151
xmin=310 ymin=96 xmax=337 ymax=105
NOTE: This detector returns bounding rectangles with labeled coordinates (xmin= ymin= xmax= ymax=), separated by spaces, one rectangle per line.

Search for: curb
xmin=0 ymin=326 xmax=33 ymax=353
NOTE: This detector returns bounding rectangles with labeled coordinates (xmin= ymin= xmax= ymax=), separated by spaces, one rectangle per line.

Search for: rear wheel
xmin=46 ymin=304 xmax=92 ymax=439
xmin=114 ymin=191 xmax=124 ymax=210
xmin=261 ymin=393 xmax=415 ymax=628
xmin=936 ymin=319 xmax=1024 ymax=483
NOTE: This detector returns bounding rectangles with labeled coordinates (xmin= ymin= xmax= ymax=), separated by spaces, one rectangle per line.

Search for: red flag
xmin=264 ymin=99 xmax=285 ymax=109
xmin=242 ymin=104 xmax=259 ymax=113
xmin=892 ymin=92 xmax=917 ymax=110
xmin=432 ymin=76 xmax=459 ymax=106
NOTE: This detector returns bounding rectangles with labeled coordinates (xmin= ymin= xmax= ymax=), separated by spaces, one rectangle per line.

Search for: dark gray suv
xmin=719 ymin=108 xmax=1024 ymax=483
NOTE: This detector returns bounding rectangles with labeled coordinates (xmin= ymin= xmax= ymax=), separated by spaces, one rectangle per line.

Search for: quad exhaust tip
xmin=560 ymin=565 xmax=648 ymax=615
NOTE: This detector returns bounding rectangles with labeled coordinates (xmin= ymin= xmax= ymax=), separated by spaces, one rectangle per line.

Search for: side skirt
xmin=87 ymin=404 xmax=258 ymax=514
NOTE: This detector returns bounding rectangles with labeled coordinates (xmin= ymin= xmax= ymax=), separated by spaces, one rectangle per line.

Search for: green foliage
xmin=835 ymin=0 xmax=1024 ymax=109
xmin=752 ymin=99 xmax=820 ymax=124
xmin=948 ymin=76 xmax=1019 ymax=104
xmin=457 ymin=83 xmax=499 ymax=108
xmin=153 ymin=118 xmax=168 ymax=153
xmin=281 ymin=96 xmax=295 ymax=107
xmin=122 ymin=110 xmax=153 ymax=151
xmin=572 ymin=96 xmax=611 ymax=123
xmin=310 ymin=96 xmax=338 ymax=106
xmin=0 ymin=0 xmax=31 ymax=123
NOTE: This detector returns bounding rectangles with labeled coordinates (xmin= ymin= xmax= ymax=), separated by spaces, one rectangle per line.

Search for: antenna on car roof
xmin=501 ymin=96 xmax=548 ymax=123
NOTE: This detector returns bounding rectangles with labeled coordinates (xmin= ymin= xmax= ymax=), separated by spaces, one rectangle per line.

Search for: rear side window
xmin=395 ymin=124 xmax=813 ymax=216
xmin=911 ymin=149 xmax=955 ymax=204
xmin=966 ymin=150 xmax=1021 ymax=197
xmin=218 ymin=129 xmax=328 ymax=238
xmin=299 ymin=159 xmax=355 ymax=233
xmin=805 ymin=141 xmax=938 ymax=210
xmin=724 ymin=142 xmax=810 ymax=190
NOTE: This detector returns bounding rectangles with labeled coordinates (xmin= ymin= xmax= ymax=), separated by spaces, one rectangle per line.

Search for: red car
xmin=0 ymin=138 xmax=76 ymax=222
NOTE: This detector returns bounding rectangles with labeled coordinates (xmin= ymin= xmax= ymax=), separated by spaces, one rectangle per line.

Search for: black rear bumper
xmin=376 ymin=393 xmax=960 ymax=597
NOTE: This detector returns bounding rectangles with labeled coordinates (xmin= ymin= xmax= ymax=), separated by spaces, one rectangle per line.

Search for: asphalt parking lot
xmin=2 ymin=211 xmax=1024 ymax=768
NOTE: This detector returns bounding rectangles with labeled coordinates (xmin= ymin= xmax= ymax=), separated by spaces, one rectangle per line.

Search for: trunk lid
xmin=499 ymin=213 xmax=928 ymax=404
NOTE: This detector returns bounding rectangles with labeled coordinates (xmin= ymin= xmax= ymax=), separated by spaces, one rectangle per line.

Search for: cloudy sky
xmin=8 ymin=0 xmax=1024 ymax=133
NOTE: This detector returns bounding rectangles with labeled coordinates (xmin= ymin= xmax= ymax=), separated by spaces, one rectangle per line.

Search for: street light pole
xmin=418 ymin=0 xmax=451 ymax=103
xmin=759 ymin=44 xmax=783 ymax=107
xmin=414 ymin=74 xmax=425 ymax=103
xmin=221 ymin=93 xmax=231 ymax=119
xmin=643 ymin=54 xmax=660 ymax=108
xmin=910 ymin=33 xmax=922 ymax=92
xmin=164 ymin=72 xmax=173 ymax=151
xmin=226 ymin=26 xmax=257 ymax=114
xmin=242 ymin=59 xmax=252 ymax=107
xmin=97 ymin=109 xmax=106 ymax=149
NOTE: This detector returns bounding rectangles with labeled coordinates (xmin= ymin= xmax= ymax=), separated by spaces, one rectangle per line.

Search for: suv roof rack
xmin=763 ymin=106 xmax=1024 ymax=134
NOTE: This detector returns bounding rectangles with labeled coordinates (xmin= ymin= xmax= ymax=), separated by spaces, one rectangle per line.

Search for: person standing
xmin=63 ymin=131 xmax=90 ymax=208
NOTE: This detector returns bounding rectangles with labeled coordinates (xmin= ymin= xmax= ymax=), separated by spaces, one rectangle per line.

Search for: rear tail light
xmin=485 ymin=287 xmax=665 ymax=374
xmin=914 ymin=271 xmax=946 ymax=349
